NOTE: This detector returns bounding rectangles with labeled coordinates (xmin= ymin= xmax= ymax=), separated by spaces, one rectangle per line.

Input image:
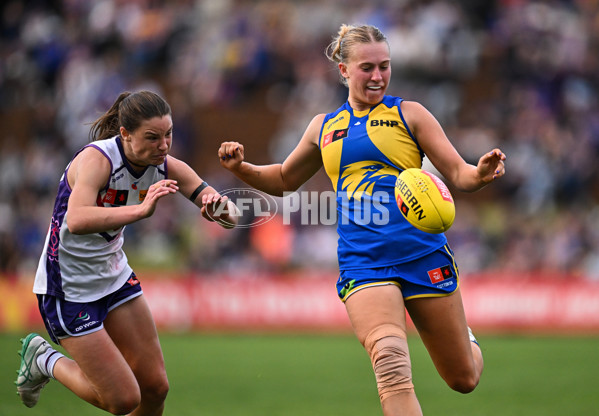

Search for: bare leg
xmin=55 ymin=330 xmax=141 ymax=414
xmin=405 ymin=288 xmax=483 ymax=393
xmin=104 ymin=295 xmax=169 ymax=416
xmin=53 ymin=295 xmax=168 ymax=415
xmin=345 ymin=285 xmax=423 ymax=416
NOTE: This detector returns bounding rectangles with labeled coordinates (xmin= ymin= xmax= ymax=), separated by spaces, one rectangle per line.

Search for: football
xmin=394 ymin=168 xmax=455 ymax=234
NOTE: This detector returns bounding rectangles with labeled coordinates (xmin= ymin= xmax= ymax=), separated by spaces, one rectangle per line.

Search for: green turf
xmin=1 ymin=332 xmax=598 ymax=415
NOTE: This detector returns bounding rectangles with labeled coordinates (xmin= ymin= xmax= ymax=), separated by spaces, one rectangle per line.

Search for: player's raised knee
xmin=105 ymin=392 xmax=141 ymax=415
xmin=97 ymin=378 xmax=141 ymax=415
xmin=446 ymin=373 xmax=479 ymax=394
xmin=142 ymin=376 xmax=169 ymax=406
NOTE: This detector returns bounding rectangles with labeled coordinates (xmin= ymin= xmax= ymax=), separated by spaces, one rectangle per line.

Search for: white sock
xmin=468 ymin=327 xmax=479 ymax=346
xmin=36 ymin=348 xmax=65 ymax=379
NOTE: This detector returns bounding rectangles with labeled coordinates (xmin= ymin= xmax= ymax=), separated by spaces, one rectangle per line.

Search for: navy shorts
xmin=37 ymin=273 xmax=143 ymax=344
xmin=336 ymin=245 xmax=459 ymax=302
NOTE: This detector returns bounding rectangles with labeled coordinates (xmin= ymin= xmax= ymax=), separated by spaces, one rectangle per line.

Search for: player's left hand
xmin=201 ymin=193 xmax=236 ymax=228
xmin=477 ymin=148 xmax=506 ymax=183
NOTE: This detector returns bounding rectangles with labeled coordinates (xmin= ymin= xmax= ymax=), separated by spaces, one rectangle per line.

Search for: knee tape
xmin=364 ymin=325 xmax=413 ymax=401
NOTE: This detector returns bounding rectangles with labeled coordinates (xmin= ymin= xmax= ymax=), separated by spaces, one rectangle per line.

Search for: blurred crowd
xmin=2 ymin=0 xmax=599 ymax=280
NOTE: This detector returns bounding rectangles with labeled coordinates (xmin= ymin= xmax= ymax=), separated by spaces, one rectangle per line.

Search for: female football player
xmin=16 ymin=90 xmax=237 ymax=415
xmin=218 ymin=24 xmax=505 ymax=415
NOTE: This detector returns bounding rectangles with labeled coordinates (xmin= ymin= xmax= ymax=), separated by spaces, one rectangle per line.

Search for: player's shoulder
xmin=67 ymin=145 xmax=112 ymax=188
xmin=73 ymin=144 xmax=112 ymax=167
xmin=164 ymin=154 xmax=184 ymax=168
xmin=302 ymin=113 xmax=327 ymax=136
xmin=294 ymin=113 xmax=328 ymax=149
xmin=398 ymin=100 xmax=434 ymax=130
xmin=398 ymin=98 xmax=434 ymax=117
xmin=164 ymin=154 xmax=194 ymax=179
xmin=309 ymin=113 xmax=327 ymax=127
xmin=77 ymin=137 xmax=121 ymax=164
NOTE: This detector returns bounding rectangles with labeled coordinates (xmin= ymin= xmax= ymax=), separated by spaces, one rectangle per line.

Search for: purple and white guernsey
xmin=33 ymin=136 xmax=167 ymax=302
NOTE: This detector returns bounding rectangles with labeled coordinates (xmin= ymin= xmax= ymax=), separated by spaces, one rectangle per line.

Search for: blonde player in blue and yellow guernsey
xmin=219 ymin=24 xmax=506 ymax=416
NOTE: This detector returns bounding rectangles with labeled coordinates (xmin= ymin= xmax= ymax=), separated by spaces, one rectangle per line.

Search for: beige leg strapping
xmin=364 ymin=324 xmax=414 ymax=402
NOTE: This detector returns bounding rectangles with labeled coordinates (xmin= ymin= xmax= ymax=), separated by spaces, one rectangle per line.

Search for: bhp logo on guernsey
xmin=206 ymin=188 xmax=393 ymax=228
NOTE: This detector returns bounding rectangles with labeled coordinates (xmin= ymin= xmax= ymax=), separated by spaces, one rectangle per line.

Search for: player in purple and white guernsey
xmin=34 ymin=136 xmax=169 ymax=303
xmin=15 ymin=91 xmax=237 ymax=414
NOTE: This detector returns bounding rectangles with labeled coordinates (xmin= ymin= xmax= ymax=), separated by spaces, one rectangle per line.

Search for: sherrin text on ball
xmin=394 ymin=168 xmax=455 ymax=234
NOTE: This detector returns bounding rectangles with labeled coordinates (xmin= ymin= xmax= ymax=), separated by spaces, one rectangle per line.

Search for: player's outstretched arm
xmin=219 ymin=115 xmax=325 ymax=197
xmin=167 ymin=156 xmax=239 ymax=228
xmin=402 ymin=100 xmax=506 ymax=192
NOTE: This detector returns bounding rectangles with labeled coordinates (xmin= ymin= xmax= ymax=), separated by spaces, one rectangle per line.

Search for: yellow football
xmin=394 ymin=168 xmax=455 ymax=234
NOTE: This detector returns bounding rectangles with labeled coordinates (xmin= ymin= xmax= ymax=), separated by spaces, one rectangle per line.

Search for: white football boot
xmin=15 ymin=333 xmax=51 ymax=408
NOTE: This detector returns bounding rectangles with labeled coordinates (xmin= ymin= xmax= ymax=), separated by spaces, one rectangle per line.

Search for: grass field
xmin=1 ymin=332 xmax=598 ymax=415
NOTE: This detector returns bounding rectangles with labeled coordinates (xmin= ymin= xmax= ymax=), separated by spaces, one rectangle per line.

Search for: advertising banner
xmin=3 ymin=274 xmax=599 ymax=333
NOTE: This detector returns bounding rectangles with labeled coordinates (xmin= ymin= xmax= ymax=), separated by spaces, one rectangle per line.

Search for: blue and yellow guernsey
xmin=319 ymin=95 xmax=447 ymax=270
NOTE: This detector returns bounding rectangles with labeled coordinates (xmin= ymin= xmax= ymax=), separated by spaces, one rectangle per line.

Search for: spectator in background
xmin=1 ymin=0 xmax=599 ymax=278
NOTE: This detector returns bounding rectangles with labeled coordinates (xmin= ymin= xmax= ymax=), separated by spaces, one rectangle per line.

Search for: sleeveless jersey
xmin=319 ymin=95 xmax=447 ymax=270
xmin=33 ymin=136 xmax=168 ymax=302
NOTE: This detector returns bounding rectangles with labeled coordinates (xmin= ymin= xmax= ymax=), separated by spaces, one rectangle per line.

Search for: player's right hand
xmin=218 ymin=141 xmax=244 ymax=171
xmin=140 ymin=179 xmax=178 ymax=218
